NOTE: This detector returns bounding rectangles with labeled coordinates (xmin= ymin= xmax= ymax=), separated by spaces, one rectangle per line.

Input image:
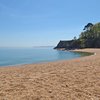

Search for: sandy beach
xmin=0 ymin=49 xmax=100 ymax=100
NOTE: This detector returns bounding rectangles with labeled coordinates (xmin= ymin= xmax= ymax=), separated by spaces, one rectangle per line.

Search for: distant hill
xmin=54 ymin=22 xmax=100 ymax=49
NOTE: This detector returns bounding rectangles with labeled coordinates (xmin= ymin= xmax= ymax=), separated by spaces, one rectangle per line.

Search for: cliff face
xmin=54 ymin=40 xmax=73 ymax=49
xmin=55 ymin=23 xmax=100 ymax=49
xmin=54 ymin=40 xmax=80 ymax=50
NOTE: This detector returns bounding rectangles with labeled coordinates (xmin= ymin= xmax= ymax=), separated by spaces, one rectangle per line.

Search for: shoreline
xmin=0 ymin=49 xmax=100 ymax=99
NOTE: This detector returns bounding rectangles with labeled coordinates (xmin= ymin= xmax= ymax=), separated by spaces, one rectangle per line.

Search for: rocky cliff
xmin=54 ymin=22 xmax=100 ymax=49
xmin=54 ymin=40 xmax=80 ymax=50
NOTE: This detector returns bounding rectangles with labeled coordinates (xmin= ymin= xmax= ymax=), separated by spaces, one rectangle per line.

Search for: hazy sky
xmin=0 ymin=0 xmax=100 ymax=47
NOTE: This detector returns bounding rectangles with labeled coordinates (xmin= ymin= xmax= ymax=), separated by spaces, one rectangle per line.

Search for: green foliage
xmin=83 ymin=23 xmax=93 ymax=31
xmin=55 ymin=22 xmax=100 ymax=50
xmin=79 ymin=22 xmax=100 ymax=48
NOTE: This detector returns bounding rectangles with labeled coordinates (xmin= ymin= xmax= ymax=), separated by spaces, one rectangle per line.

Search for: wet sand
xmin=0 ymin=49 xmax=100 ymax=100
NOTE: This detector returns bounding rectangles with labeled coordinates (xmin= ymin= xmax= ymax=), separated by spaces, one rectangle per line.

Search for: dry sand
xmin=0 ymin=49 xmax=100 ymax=100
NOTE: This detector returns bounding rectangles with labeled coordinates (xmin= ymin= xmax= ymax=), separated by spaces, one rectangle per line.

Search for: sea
xmin=0 ymin=47 xmax=89 ymax=67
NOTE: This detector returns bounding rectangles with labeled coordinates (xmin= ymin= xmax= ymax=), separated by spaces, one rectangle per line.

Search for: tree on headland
xmin=79 ymin=22 xmax=100 ymax=48
xmin=73 ymin=36 xmax=77 ymax=40
xmin=83 ymin=23 xmax=93 ymax=31
xmin=55 ymin=22 xmax=100 ymax=49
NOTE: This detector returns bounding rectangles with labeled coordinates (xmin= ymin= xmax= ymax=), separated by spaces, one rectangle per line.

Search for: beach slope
xmin=0 ymin=49 xmax=100 ymax=100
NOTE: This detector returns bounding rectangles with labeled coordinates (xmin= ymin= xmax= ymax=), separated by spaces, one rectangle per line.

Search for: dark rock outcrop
xmin=54 ymin=40 xmax=80 ymax=50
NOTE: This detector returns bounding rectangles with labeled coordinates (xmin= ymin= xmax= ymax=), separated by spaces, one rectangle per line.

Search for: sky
xmin=0 ymin=0 xmax=100 ymax=47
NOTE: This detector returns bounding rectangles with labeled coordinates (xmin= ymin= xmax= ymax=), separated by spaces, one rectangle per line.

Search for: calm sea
xmin=0 ymin=47 xmax=88 ymax=66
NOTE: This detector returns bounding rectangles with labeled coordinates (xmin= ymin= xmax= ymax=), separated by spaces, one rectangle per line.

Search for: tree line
xmin=74 ymin=22 xmax=100 ymax=48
